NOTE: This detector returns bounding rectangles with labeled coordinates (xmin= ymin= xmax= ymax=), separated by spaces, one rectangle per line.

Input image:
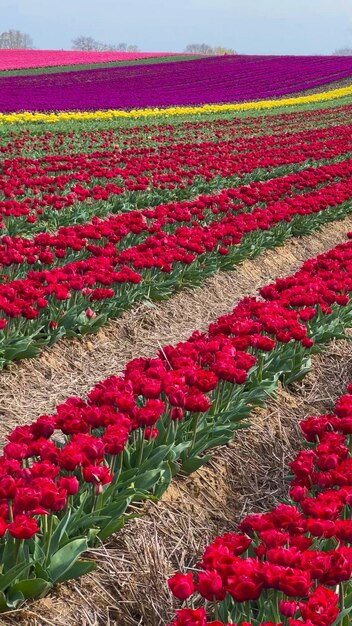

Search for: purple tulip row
xmin=1 ymin=55 xmax=352 ymax=113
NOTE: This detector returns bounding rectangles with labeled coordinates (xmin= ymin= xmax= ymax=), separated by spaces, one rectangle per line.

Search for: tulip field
xmin=1 ymin=52 xmax=352 ymax=625
xmin=0 ymin=49 xmax=182 ymax=71
xmin=3 ymin=55 xmax=352 ymax=113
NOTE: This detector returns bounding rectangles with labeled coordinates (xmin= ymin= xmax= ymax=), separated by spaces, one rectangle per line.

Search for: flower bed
xmin=0 ymin=234 xmax=350 ymax=610
xmin=0 ymin=50 xmax=177 ymax=72
xmin=1 ymin=114 xmax=352 ymax=366
xmin=2 ymin=55 xmax=352 ymax=113
xmin=2 ymin=157 xmax=352 ymax=274
xmin=0 ymin=154 xmax=351 ymax=367
xmin=3 ymin=103 xmax=352 ymax=160
xmin=167 ymin=385 xmax=352 ymax=626
xmin=3 ymin=121 xmax=351 ymax=235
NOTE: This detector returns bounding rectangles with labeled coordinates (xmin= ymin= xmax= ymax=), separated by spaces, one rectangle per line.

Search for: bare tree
xmin=98 ymin=42 xmax=118 ymax=51
xmin=0 ymin=29 xmax=33 ymax=49
xmin=333 ymin=47 xmax=352 ymax=55
xmin=72 ymin=36 xmax=99 ymax=51
xmin=184 ymin=43 xmax=235 ymax=55
xmin=184 ymin=43 xmax=214 ymax=54
xmin=72 ymin=36 xmax=139 ymax=52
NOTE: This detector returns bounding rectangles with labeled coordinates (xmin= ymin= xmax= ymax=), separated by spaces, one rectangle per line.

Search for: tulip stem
xmin=110 ymin=461 xmax=122 ymax=500
xmin=115 ymin=452 xmax=123 ymax=482
xmin=44 ymin=515 xmax=54 ymax=565
xmin=245 ymin=600 xmax=251 ymax=622
xmin=43 ymin=513 xmax=48 ymax=536
xmin=214 ymin=600 xmax=220 ymax=621
xmin=137 ymin=430 xmax=146 ymax=466
xmin=190 ymin=413 xmax=200 ymax=452
xmin=339 ymin=582 xmax=348 ymax=626
xmin=173 ymin=419 xmax=179 ymax=440
xmin=8 ymin=500 xmax=13 ymax=523
xmin=14 ymin=539 xmax=22 ymax=565
xmin=165 ymin=419 xmax=172 ymax=443
xmin=275 ymin=593 xmax=280 ymax=622
xmin=110 ymin=454 xmax=117 ymax=475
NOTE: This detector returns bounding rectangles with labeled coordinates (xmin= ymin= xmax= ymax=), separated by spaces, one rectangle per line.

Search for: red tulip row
xmin=1 ymin=157 xmax=350 ymax=277
xmin=0 ymin=155 xmax=351 ymax=366
xmin=0 ymin=232 xmax=350 ymax=610
xmin=3 ymin=102 xmax=352 ymax=160
xmin=2 ymin=121 xmax=352 ymax=236
xmin=166 ymin=386 xmax=352 ymax=626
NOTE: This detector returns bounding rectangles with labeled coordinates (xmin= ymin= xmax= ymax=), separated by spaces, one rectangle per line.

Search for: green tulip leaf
xmin=48 ymin=538 xmax=88 ymax=583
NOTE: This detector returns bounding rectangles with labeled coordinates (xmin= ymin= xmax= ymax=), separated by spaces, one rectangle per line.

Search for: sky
xmin=1 ymin=0 xmax=352 ymax=55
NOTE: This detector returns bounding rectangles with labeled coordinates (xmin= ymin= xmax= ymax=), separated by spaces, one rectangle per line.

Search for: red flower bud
xmin=8 ymin=515 xmax=39 ymax=539
xmin=168 ymin=572 xmax=194 ymax=600
xmin=279 ymin=600 xmax=297 ymax=617
xmin=196 ymin=570 xmax=225 ymax=601
xmin=58 ymin=475 xmax=79 ymax=496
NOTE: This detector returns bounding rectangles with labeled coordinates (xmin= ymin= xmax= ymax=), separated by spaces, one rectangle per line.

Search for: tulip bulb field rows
xmin=3 ymin=55 xmax=352 ymax=113
xmin=3 ymin=115 xmax=352 ymax=367
xmin=0 ymin=230 xmax=351 ymax=611
xmin=1 ymin=52 xmax=352 ymax=622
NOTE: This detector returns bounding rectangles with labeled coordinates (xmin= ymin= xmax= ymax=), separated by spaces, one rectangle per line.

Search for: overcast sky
xmin=1 ymin=0 xmax=352 ymax=54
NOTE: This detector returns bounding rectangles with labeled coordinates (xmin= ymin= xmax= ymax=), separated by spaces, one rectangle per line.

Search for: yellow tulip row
xmin=1 ymin=83 xmax=352 ymax=124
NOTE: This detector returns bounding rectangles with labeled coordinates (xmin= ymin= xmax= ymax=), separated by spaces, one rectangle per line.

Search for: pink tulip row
xmin=0 ymin=50 xmax=178 ymax=71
